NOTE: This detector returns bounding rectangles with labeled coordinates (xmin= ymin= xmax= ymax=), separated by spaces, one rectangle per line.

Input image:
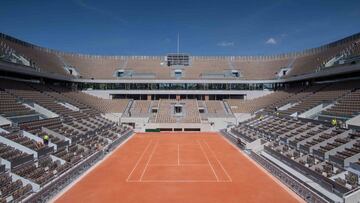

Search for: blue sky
xmin=1 ymin=0 xmax=360 ymax=56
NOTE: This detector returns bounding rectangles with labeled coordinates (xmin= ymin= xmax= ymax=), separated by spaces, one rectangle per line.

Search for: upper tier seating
xmin=226 ymin=80 xmax=360 ymax=116
xmin=125 ymin=58 xmax=170 ymax=79
xmin=186 ymin=58 xmax=236 ymax=79
xmin=231 ymin=58 xmax=290 ymax=80
xmin=60 ymin=54 xmax=127 ymax=79
xmin=56 ymin=90 xmax=129 ymax=113
xmin=1 ymin=33 xmax=360 ymax=80
xmin=281 ymin=81 xmax=355 ymax=115
xmin=226 ymin=90 xmax=293 ymax=113
xmin=0 ymin=37 xmax=68 ymax=76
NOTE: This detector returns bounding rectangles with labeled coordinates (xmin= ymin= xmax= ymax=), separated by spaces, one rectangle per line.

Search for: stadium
xmin=1 ymin=1 xmax=360 ymax=203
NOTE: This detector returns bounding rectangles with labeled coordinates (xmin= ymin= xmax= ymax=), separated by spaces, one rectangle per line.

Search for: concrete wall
xmin=103 ymin=113 xmax=122 ymax=124
xmin=344 ymin=189 xmax=360 ymax=203
xmin=279 ymin=102 xmax=298 ymax=111
xmin=0 ymin=127 xmax=9 ymax=133
xmin=0 ymin=158 xmax=11 ymax=169
xmin=34 ymin=104 xmax=59 ymax=118
xmin=121 ymin=116 xmax=236 ymax=132
xmin=50 ymin=155 xmax=66 ymax=165
xmin=234 ymin=113 xmax=254 ymax=124
xmin=244 ymin=90 xmax=273 ymax=100
xmin=299 ymin=103 xmax=334 ymax=119
xmin=0 ymin=115 xmax=12 ymax=126
xmin=246 ymin=139 xmax=263 ymax=152
xmin=120 ymin=117 xmax=149 ymax=132
xmin=347 ymin=114 xmax=360 ymax=128
xmin=145 ymin=123 xmax=211 ymax=132
xmin=207 ymin=117 xmax=237 ymax=131
xmin=23 ymin=102 xmax=59 ymax=118
xmin=344 ymin=153 xmax=360 ymax=167
xmin=56 ymin=102 xmax=79 ymax=111
xmin=299 ymin=104 xmax=324 ymax=118
xmin=82 ymin=90 xmax=112 ymax=99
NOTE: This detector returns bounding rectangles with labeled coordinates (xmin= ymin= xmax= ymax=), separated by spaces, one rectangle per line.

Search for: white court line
xmin=126 ymin=139 xmax=153 ymax=182
xmin=197 ymin=140 xmax=219 ymax=182
xmin=203 ymin=140 xmax=232 ymax=182
xmin=139 ymin=140 xmax=159 ymax=181
xmin=148 ymin=164 xmax=209 ymax=167
xmin=127 ymin=180 xmax=229 ymax=183
xmin=152 ymin=143 xmax=198 ymax=146
xmin=178 ymin=144 xmax=180 ymax=166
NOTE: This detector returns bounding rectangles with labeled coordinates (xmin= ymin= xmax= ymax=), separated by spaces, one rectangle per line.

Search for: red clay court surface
xmin=54 ymin=132 xmax=303 ymax=203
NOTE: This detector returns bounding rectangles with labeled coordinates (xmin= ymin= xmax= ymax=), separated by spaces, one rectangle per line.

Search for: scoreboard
xmin=166 ymin=53 xmax=190 ymax=66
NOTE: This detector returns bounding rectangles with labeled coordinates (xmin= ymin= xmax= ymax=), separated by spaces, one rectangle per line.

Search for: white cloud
xmin=217 ymin=41 xmax=235 ymax=47
xmin=265 ymin=38 xmax=277 ymax=45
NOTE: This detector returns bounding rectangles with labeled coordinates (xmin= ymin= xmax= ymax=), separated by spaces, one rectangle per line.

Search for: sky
xmin=1 ymin=0 xmax=360 ymax=56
